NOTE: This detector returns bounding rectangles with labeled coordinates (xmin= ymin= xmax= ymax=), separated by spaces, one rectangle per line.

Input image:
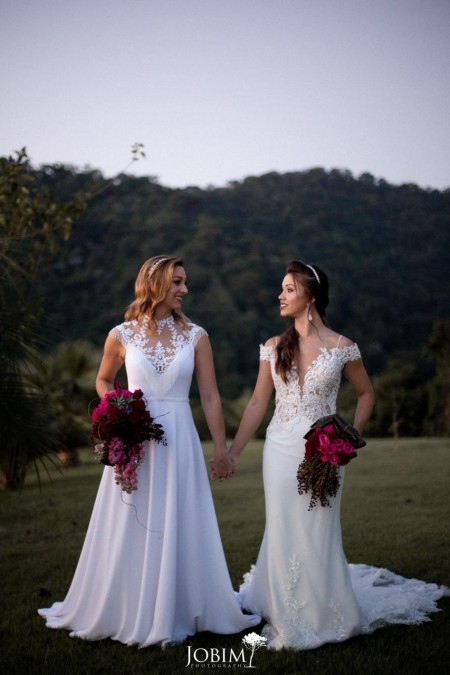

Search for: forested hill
xmin=38 ymin=165 xmax=450 ymax=397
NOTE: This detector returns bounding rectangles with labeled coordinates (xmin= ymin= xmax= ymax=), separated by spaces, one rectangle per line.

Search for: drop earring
xmin=308 ymin=303 xmax=313 ymax=321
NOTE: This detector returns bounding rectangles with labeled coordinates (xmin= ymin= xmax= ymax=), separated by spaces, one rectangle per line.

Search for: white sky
xmin=1 ymin=0 xmax=449 ymax=189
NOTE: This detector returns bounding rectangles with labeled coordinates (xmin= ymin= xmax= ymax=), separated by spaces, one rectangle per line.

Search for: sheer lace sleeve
xmin=260 ymin=345 xmax=274 ymax=362
xmin=108 ymin=324 xmax=129 ymax=347
xmin=191 ymin=324 xmax=208 ymax=348
xmin=340 ymin=343 xmax=361 ymax=364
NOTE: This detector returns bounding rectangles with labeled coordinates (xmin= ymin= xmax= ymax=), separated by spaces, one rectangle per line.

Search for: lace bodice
xmin=110 ymin=315 xmax=207 ymax=399
xmin=260 ymin=343 xmax=361 ymax=426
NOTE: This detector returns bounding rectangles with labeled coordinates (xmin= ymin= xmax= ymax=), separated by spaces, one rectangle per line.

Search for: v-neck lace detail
xmin=260 ymin=344 xmax=361 ymax=426
xmin=292 ymin=347 xmax=331 ymax=394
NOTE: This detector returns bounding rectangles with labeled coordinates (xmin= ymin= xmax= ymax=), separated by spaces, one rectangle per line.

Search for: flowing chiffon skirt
xmin=39 ymin=397 xmax=260 ymax=647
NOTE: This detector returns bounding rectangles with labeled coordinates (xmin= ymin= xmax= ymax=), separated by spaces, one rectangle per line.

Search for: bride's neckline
xmin=155 ymin=315 xmax=175 ymax=329
xmin=141 ymin=313 xmax=176 ymax=336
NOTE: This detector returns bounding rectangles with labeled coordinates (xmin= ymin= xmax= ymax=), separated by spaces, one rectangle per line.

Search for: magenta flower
xmin=298 ymin=418 xmax=362 ymax=509
xmin=90 ymin=383 xmax=166 ymax=493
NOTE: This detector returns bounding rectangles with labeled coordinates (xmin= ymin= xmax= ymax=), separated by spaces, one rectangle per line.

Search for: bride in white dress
xmin=226 ymin=260 xmax=449 ymax=650
xmin=38 ymin=256 xmax=259 ymax=648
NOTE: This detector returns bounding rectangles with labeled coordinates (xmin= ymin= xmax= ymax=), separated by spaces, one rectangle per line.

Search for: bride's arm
xmin=194 ymin=335 xmax=230 ymax=477
xmin=228 ymin=360 xmax=274 ymax=469
xmin=95 ymin=334 xmax=125 ymax=398
xmin=343 ymin=358 xmax=375 ymax=435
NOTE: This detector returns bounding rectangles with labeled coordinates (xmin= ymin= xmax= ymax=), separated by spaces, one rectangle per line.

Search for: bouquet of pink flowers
xmin=297 ymin=415 xmax=364 ymax=510
xmin=91 ymin=384 xmax=166 ymax=493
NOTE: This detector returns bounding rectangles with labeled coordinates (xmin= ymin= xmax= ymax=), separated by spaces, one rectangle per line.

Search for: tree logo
xmin=242 ymin=632 xmax=267 ymax=668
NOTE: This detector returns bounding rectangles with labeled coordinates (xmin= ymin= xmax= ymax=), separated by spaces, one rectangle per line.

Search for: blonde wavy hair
xmin=124 ymin=256 xmax=189 ymax=330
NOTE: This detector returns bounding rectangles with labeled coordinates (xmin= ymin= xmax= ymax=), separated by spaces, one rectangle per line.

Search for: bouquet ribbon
xmin=303 ymin=413 xmax=366 ymax=449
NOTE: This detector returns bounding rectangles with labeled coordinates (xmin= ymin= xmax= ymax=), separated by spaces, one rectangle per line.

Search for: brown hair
xmin=275 ymin=260 xmax=329 ymax=383
xmin=125 ymin=256 xmax=189 ymax=330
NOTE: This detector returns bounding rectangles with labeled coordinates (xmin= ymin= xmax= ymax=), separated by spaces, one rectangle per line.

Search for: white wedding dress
xmin=238 ymin=341 xmax=449 ymax=650
xmin=38 ymin=316 xmax=259 ymax=647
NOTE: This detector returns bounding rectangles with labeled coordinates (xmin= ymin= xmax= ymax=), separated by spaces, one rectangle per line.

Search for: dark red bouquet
xmin=297 ymin=415 xmax=365 ymax=510
xmin=91 ymin=384 xmax=166 ymax=493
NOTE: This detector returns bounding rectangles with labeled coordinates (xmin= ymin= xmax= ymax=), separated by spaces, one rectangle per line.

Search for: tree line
xmin=1 ymin=150 xmax=449 ymax=487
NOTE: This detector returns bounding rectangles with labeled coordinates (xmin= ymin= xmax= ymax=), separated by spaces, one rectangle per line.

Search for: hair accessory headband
xmin=148 ymin=257 xmax=168 ymax=276
xmin=306 ymin=264 xmax=320 ymax=285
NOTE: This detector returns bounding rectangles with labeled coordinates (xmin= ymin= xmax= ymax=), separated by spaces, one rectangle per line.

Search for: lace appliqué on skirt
xmin=261 ymin=554 xmax=356 ymax=650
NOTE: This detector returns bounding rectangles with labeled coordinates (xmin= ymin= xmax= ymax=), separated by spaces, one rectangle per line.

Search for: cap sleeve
xmin=341 ymin=343 xmax=361 ymax=364
xmin=191 ymin=324 xmax=208 ymax=348
xmin=108 ymin=323 xmax=129 ymax=347
xmin=260 ymin=344 xmax=274 ymax=362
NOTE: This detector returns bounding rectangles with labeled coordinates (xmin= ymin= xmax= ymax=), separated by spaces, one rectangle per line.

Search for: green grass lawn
xmin=1 ymin=438 xmax=449 ymax=674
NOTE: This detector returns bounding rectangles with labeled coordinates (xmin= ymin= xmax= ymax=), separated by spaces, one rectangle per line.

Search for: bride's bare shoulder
xmin=324 ymin=330 xmax=354 ymax=348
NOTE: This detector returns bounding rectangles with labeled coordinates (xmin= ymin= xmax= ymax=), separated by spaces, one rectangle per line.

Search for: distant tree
xmin=0 ymin=145 xmax=146 ymax=488
xmin=0 ymin=148 xmax=88 ymax=488
xmin=426 ymin=320 xmax=450 ymax=435
xmin=0 ymin=143 xmax=149 ymax=489
xmin=370 ymin=359 xmax=428 ymax=437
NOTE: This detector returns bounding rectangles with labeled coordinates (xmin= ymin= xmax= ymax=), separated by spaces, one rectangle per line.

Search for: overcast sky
xmin=1 ymin=0 xmax=449 ymax=190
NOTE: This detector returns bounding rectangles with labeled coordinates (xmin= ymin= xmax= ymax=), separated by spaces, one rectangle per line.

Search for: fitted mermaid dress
xmin=38 ymin=316 xmax=259 ymax=647
xmin=238 ymin=342 xmax=449 ymax=650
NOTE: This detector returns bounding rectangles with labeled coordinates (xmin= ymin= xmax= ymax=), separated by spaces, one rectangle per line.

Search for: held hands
xmin=209 ymin=450 xmax=237 ymax=482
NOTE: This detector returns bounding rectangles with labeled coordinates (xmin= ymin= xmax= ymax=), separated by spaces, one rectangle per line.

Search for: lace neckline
xmin=141 ymin=313 xmax=176 ymax=336
xmin=154 ymin=314 xmax=175 ymax=335
xmin=268 ymin=344 xmax=351 ymax=389
xmin=111 ymin=318 xmax=207 ymax=379
xmin=295 ymin=346 xmax=341 ymax=382
xmin=261 ymin=342 xmax=361 ymax=425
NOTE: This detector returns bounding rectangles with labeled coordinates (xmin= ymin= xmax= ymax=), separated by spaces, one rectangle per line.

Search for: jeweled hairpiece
xmin=148 ymin=257 xmax=168 ymax=276
xmin=306 ymin=264 xmax=320 ymax=285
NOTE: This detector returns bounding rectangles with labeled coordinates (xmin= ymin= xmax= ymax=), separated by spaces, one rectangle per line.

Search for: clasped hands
xmin=210 ymin=450 xmax=238 ymax=482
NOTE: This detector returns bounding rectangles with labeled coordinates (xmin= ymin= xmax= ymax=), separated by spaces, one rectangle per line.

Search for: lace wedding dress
xmin=39 ymin=316 xmax=259 ymax=647
xmin=238 ymin=341 xmax=449 ymax=650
